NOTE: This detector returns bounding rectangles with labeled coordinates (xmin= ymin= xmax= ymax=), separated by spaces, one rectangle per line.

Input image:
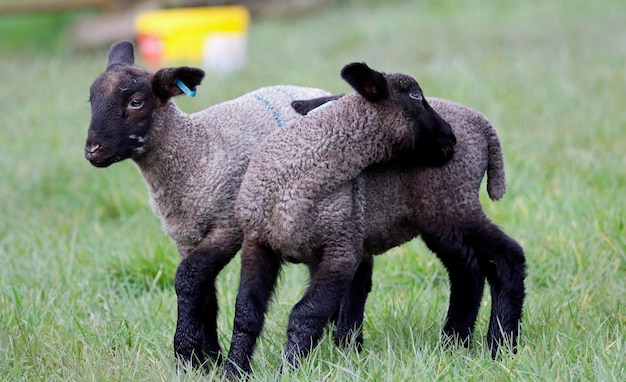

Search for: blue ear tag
xmin=174 ymin=78 xmax=197 ymax=97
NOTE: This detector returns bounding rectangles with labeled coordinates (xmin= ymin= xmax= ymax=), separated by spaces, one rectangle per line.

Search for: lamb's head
xmin=84 ymin=41 xmax=205 ymax=167
xmin=341 ymin=62 xmax=456 ymax=166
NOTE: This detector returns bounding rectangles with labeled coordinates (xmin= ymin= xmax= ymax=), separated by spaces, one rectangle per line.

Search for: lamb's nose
xmin=448 ymin=131 xmax=457 ymax=145
xmin=443 ymin=122 xmax=456 ymax=145
xmin=85 ymin=143 xmax=101 ymax=154
xmin=84 ymin=142 xmax=102 ymax=160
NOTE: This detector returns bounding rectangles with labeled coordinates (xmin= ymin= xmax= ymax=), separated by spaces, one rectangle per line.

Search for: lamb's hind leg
xmin=174 ymin=236 xmax=239 ymax=370
xmin=422 ymin=227 xmax=486 ymax=348
xmin=469 ymin=222 xmax=526 ymax=358
xmin=283 ymin=248 xmax=359 ymax=371
xmin=224 ymin=240 xmax=283 ymax=380
xmin=333 ymin=256 xmax=373 ymax=349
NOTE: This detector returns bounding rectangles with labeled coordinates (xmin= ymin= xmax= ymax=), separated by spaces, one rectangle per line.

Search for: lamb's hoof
xmin=223 ymin=361 xmax=249 ymax=381
xmin=488 ymin=335 xmax=518 ymax=360
xmin=175 ymin=347 xmax=222 ymax=373
xmin=333 ymin=330 xmax=364 ymax=351
xmin=441 ymin=328 xmax=472 ymax=349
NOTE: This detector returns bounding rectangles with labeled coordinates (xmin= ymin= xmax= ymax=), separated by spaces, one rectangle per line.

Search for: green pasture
xmin=1 ymin=0 xmax=624 ymax=380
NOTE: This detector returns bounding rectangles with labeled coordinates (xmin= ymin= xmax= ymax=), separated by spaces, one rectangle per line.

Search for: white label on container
xmin=203 ymin=32 xmax=247 ymax=75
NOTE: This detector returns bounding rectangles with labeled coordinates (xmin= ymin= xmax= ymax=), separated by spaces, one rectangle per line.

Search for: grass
xmin=1 ymin=0 xmax=625 ymax=380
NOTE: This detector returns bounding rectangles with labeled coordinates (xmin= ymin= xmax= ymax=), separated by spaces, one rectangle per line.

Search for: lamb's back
xmin=361 ymin=97 xmax=502 ymax=254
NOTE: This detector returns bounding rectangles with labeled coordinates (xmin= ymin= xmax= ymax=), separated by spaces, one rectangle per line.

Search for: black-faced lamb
xmin=224 ymin=90 xmax=525 ymax=377
xmin=84 ymin=40 xmax=331 ymax=368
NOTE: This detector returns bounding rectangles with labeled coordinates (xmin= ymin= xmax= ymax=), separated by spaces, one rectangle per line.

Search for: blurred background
xmin=0 ymin=0 xmax=624 ymax=380
xmin=0 ymin=0 xmax=339 ymax=54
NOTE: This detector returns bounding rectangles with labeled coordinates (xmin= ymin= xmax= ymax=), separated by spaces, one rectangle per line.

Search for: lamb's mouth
xmin=441 ymin=144 xmax=455 ymax=162
xmin=422 ymin=144 xmax=455 ymax=167
xmin=87 ymin=156 xmax=120 ymax=168
xmin=84 ymin=147 xmax=123 ymax=168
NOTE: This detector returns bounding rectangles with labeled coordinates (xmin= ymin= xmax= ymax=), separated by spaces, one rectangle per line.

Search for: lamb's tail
xmin=485 ymin=120 xmax=507 ymax=200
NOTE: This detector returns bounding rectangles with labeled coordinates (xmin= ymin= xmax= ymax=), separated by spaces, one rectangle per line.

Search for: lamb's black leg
xmin=174 ymin=257 xmax=221 ymax=366
xmin=174 ymin=244 xmax=237 ymax=370
xmin=423 ymin=228 xmax=486 ymax=347
xmin=282 ymin=249 xmax=359 ymax=371
xmin=469 ymin=222 xmax=526 ymax=358
xmin=224 ymin=240 xmax=283 ymax=380
xmin=333 ymin=256 xmax=373 ymax=349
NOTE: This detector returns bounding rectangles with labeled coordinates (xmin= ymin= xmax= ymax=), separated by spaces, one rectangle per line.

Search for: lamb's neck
xmin=132 ymin=100 xmax=197 ymax=189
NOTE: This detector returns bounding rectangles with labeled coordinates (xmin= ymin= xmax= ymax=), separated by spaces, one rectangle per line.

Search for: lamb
xmin=237 ymin=62 xmax=457 ymax=254
xmin=224 ymin=89 xmax=525 ymax=377
xmin=84 ymin=40 xmax=330 ymax=368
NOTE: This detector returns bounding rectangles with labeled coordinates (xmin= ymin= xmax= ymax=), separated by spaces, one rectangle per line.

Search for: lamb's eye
xmin=129 ymin=99 xmax=144 ymax=109
xmin=409 ymin=92 xmax=423 ymax=102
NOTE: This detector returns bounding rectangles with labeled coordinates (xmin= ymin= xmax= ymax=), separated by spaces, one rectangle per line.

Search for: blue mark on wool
xmin=275 ymin=88 xmax=296 ymax=101
xmin=254 ymin=95 xmax=284 ymax=128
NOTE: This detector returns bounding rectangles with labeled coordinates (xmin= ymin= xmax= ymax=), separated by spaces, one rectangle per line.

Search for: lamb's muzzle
xmin=410 ymin=96 xmax=457 ymax=166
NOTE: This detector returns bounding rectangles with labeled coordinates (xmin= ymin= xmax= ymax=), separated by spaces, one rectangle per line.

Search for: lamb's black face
xmin=340 ymin=63 xmax=456 ymax=168
xmin=387 ymin=74 xmax=456 ymax=167
xmin=85 ymin=67 xmax=158 ymax=167
xmin=84 ymin=41 xmax=205 ymax=168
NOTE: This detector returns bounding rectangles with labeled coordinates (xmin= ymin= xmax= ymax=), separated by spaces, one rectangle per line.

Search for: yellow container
xmin=135 ymin=6 xmax=250 ymax=72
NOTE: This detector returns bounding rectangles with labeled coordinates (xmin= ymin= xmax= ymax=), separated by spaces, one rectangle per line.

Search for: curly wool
xmin=237 ymin=96 xmax=506 ymax=260
xmin=133 ymin=85 xmax=330 ymax=253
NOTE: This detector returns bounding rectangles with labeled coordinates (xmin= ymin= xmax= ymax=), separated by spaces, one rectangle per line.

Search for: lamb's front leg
xmin=283 ymin=248 xmax=359 ymax=371
xmin=174 ymin=230 xmax=241 ymax=370
xmin=224 ymin=240 xmax=283 ymax=380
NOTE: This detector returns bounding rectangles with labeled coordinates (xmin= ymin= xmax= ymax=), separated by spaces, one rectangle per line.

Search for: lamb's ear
xmin=340 ymin=62 xmax=388 ymax=102
xmin=291 ymin=94 xmax=345 ymax=115
xmin=152 ymin=66 xmax=205 ymax=100
xmin=106 ymin=41 xmax=135 ymax=70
